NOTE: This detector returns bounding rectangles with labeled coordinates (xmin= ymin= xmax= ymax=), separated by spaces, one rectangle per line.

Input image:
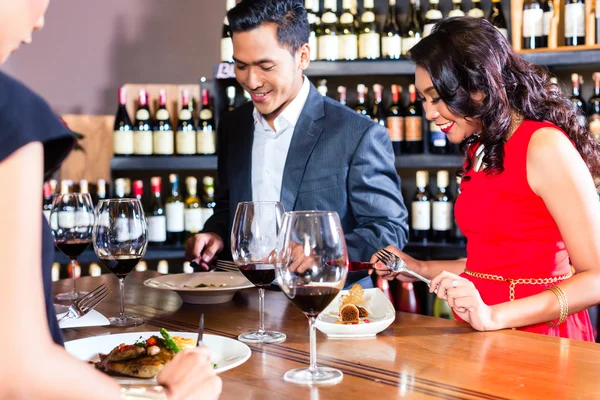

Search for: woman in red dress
xmin=373 ymin=17 xmax=600 ymax=341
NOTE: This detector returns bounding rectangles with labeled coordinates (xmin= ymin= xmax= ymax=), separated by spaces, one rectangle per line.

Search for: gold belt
xmin=464 ymin=268 xmax=573 ymax=301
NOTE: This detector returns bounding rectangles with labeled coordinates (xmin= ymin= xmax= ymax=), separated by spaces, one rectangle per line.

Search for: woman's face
xmin=0 ymin=0 xmax=49 ymax=65
xmin=415 ymin=66 xmax=482 ymax=144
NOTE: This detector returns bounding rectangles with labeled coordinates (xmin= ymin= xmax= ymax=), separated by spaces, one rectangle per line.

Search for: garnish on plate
xmin=335 ymin=284 xmax=370 ymax=324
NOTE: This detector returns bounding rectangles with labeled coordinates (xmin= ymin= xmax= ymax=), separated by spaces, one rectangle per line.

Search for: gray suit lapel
xmin=280 ymin=84 xmax=325 ymax=212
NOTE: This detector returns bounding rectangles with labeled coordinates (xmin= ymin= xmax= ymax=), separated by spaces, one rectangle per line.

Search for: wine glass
xmin=50 ymin=193 xmax=94 ymax=301
xmin=231 ymin=201 xmax=286 ymax=344
xmin=93 ymin=199 xmax=147 ymax=327
xmin=275 ymin=211 xmax=348 ymax=385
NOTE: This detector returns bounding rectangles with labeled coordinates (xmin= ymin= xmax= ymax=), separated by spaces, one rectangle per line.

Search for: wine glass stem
xmin=70 ymin=259 xmax=77 ymax=296
xmin=258 ymin=288 xmax=265 ymax=335
xmin=119 ymin=277 xmax=126 ymax=318
xmin=308 ymin=316 xmax=318 ymax=373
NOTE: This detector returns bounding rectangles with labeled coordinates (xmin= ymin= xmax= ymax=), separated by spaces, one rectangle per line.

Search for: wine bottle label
xmin=154 ymin=130 xmax=174 ymax=155
xmin=166 ymin=202 xmax=185 ymax=233
xmin=202 ymin=207 xmax=215 ymax=225
xmin=577 ymin=114 xmax=587 ymax=127
xmin=179 ymin=109 xmax=192 ymax=120
xmin=448 ymin=10 xmax=465 ymax=17
xmin=134 ymin=131 xmax=153 ymax=155
xmin=430 ymin=122 xmax=446 ymax=147
xmin=115 ymin=217 xmax=130 ymax=242
xmin=401 ymin=37 xmax=421 ymax=55
xmin=405 ymin=117 xmax=422 ymax=141
xmin=136 ymin=109 xmax=150 ymax=120
xmin=382 ymin=35 xmax=402 ymax=58
xmin=197 ymin=129 xmax=216 ymax=154
xmin=148 ymin=215 xmax=167 ymax=242
xmin=156 ymin=109 xmax=170 ymax=121
xmin=50 ymin=212 xmax=58 ymax=230
xmin=468 ymin=8 xmax=485 ymax=18
xmin=565 ymin=3 xmax=585 ymax=38
xmin=340 ymin=13 xmax=354 ymax=25
xmin=200 ymin=109 xmax=213 ymax=120
xmin=113 ymin=130 xmax=134 ymax=155
xmin=221 ymin=37 xmax=234 ymax=63
xmin=359 ymin=32 xmax=381 ymax=59
xmin=523 ymin=8 xmax=544 ymax=38
xmin=98 ymin=211 xmax=110 ymax=228
xmin=543 ymin=10 xmax=553 ymax=36
xmin=318 ymin=35 xmax=340 ymax=61
xmin=423 ymin=23 xmax=436 ymax=37
xmin=321 ymin=11 xmax=337 ymax=24
xmin=43 ymin=210 xmax=51 ymax=223
xmin=433 ymin=202 xmax=453 ymax=231
xmin=58 ymin=211 xmax=75 ymax=229
xmin=339 ymin=34 xmax=358 ymax=60
xmin=496 ymin=27 xmax=509 ymax=39
xmin=412 ymin=202 xmax=431 ymax=230
xmin=361 ymin=11 xmax=375 ymax=23
xmin=176 ymin=130 xmax=196 ymax=155
xmin=425 ymin=9 xmax=443 ymax=20
xmin=184 ymin=209 xmax=204 ymax=234
xmin=309 ymin=34 xmax=318 ymax=61
xmin=387 ymin=116 xmax=404 ymax=141
xmin=590 ymin=116 xmax=600 ymax=142
xmin=74 ymin=210 xmax=92 ymax=227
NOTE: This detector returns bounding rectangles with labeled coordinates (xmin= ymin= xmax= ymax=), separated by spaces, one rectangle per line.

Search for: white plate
xmin=315 ymin=288 xmax=395 ymax=338
xmin=65 ymin=331 xmax=251 ymax=383
xmin=143 ymin=272 xmax=254 ymax=304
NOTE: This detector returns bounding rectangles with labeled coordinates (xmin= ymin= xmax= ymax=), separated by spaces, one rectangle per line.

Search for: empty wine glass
xmin=50 ymin=193 xmax=94 ymax=301
xmin=231 ymin=201 xmax=286 ymax=344
xmin=93 ymin=199 xmax=147 ymax=327
xmin=275 ymin=211 xmax=348 ymax=385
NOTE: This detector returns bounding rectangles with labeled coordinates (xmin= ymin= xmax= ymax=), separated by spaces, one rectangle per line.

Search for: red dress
xmin=454 ymin=120 xmax=595 ymax=341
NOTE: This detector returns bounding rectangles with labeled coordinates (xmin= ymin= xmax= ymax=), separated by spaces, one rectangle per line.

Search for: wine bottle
xmin=89 ymin=263 xmax=102 ymax=278
xmin=589 ymin=72 xmax=600 ymax=142
xmin=197 ymin=89 xmax=216 ymax=155
xmin=454 ymin=174 xmax=466 ymax=243
xmin=154 ymin=89 xmax=174 ymax=156
xmin=201 ymin=176 xmax=217 ymax=226
xmin=570 ymin=73 xmax=587 ymax=126
xmin=317 ymin=79 xmax=328 ymax=97
xmin=448 ymin=0 xmax=465 ymax=17
xmin=226 ymin=86 xmax=237 ymax=112
xmin=114 ymin=178 xmax=128 ymax=199
xmin=396 ymin=282 xmax=420 ymax=314
xmin=429 ymin=120 xmax=447 ymax=154
xmin=148 ymin=176 xmax=167 ymax=247
xmin=565 ymin=0 xmax=585 ymax=46
xmin=318 ymin=0 xmax=339 ymax=61
xmin=97 ymin=179 xmax=107 ymax=204
xmin=424 ymin=0 xmax=443 ymax=37
xmin=43 ymin=182 xmax=53 ymax=222
xmin=372 ymin=84 xmax=386 ymax=127
xmin=221 ymin=0 xmax=236 ymax=63
xmin=543 ymin=0 xmax=554 ymax=47
xmin=133 ymin=89 xmax=153 ymax=156
xmin=523 ymin=0 xmax=544 ymax=50
xmin=354 ymin=84 xmax=372 ymax=118
xmin=405 ymin=84 xmax=423 ymax=154
xmin=432 ymin=170 xmax=453 ymax=242
xmin=306 ymin=0 xmax=320 ymax=61
xmin=468 ymin=0 xmax=486 ymax=17
xmin=184 ymin=176 xmax=203 ymax=238
xmin=113 ymin=86 xmax=134 ymax=156
xmin=79 ymin=179 xmax=89 ymax=194
xmin=133 ymin=180 xmax=143 ymax=204
xmin=387 ymin=84 xmax=404 ymax=156
xmin=402 ymin=0 xmax=423 ymax=55
xmin=166 ymin=174 xmax=185 ymax=246
xmin=489 ymin=0 xmax=509 ymax=40
xmin=157 ymin=260 xmax=169 ymax=274
xmin=338 ymin=86 xmax=347 ymax=106
xmin=359 ymin=0 xmax=381 ymax=59
xmin=412 ymin=170 xmax=431 ymax=242
xmin=176 ymin=89 xmax=196 ymax=155
xmin=382 ymin=0 xmax=402 ymax=60
xmin=339 ymin=0 xmax=358 ymax=60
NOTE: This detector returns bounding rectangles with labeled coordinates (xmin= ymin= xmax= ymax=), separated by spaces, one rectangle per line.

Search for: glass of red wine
xmin=231 ymin=201 xmax=286 ymax=344
xmin=275 ymin=211 xmax=348 ymax=385
xmin=93 ymin=199 xmax=147 ymax=327
xmin=50 ymin=193 xmax=94 ymax=301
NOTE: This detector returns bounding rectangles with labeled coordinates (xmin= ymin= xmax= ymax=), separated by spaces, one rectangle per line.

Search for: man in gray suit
xmin=185 ymin=0 xmax=408 ymax=288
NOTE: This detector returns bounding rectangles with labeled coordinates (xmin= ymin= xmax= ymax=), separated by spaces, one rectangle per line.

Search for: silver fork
xmin=375 ymin=248 xmax=432 ymax=286
xmin=57 ymin=283 xmax=110 ymax=324
xmin=215 ymin=260 xmax=241 ymax=273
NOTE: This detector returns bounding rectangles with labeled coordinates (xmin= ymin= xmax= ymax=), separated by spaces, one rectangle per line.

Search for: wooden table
xmin=55 ymin=272 xmax=600 ymax=399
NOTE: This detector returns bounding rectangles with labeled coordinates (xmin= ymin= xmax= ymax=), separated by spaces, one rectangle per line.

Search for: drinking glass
xmin=93 ymin=199 xmax=147 ymax=326
xmin=275 ymin=211 xmax=348 ymax=385
xmin=231 ymin=201 xmax=286 ymax=344
xmin=50 ymin=193 xmax=94 ymax=301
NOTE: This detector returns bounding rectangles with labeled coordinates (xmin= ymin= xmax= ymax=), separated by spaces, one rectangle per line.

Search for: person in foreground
xmin=0 ymin=1 xmax=221 ymax=399
xmin=186 ymin=0 xmax=408 ymax=288
xmin=373 ymin=17 xmax=600 ymax=341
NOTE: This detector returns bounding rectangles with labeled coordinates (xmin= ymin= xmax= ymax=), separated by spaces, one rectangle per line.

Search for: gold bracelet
xmin=546 ymin=285 xmax=568 ymax=327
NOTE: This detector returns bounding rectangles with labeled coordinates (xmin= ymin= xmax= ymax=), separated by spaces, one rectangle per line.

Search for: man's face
xmin=232 ymin=23 xmax=309 ymax=121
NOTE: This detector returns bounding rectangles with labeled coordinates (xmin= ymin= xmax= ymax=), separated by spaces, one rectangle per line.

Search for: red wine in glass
xmin=55 ymin=239 xmax=91 ymax=259
xmin=98 ymin=255 xmax=142 ymax=279
xmin=289 ymin=286 xmax=340 ymax=317
xmin=238 ymin=263 xmax=276 ymax=287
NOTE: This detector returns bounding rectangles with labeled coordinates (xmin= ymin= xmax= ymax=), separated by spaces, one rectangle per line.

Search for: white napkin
xmin=55 ymin=304 xmax=110 ymax=329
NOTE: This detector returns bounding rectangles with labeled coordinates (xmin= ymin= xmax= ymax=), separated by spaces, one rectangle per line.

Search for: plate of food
xmin=315 ymin=284 xmax=396 ymax=338
xmin=65 ymin=329 xmax=251 ymax=383
xmin=143 ymin=272 xmax=254 ymax=304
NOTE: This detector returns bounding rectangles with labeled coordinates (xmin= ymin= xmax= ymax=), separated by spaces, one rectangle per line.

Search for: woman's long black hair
xmin=408 ymin=17 xmax=600 ymax=181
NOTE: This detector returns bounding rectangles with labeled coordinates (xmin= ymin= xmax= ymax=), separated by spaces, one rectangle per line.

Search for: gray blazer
xmin=203 ymin=82 xmax=409 ymax=262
